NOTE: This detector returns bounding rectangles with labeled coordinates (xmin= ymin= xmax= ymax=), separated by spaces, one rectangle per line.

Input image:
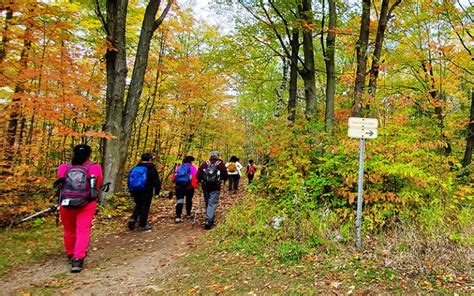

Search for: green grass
xmin=0 ymin=218 xmax=63 ymax=275
xmin=152 ymin=221 xmax=472 ymax=295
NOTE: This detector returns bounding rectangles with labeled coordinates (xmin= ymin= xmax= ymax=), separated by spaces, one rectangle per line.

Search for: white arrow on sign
xmin=348 ymin=117 xmax=378 ymax=129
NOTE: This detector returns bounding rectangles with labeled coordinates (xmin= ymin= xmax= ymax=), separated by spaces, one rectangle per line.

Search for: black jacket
xmin=133 ymin=162 xmax=161 ymax=195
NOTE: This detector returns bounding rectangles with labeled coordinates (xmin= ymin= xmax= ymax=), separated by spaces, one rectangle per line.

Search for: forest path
xmin=2 ymin=187 xmax=241 ymax=295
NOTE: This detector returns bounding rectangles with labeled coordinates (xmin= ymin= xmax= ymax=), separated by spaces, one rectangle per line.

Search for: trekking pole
xmin=97 ymin=182 xmax=111 ymax=206
xmin=11 ymin=204 xmax=58 ymax=227
xmin=192 ymin=189 xmax=202 ymax=226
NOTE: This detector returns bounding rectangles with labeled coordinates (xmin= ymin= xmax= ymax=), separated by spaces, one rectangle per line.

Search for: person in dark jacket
xmin=197 ymin=151 xmax=228 ymax=230
xmin=128 ymin=153 xmax=161 ymax=231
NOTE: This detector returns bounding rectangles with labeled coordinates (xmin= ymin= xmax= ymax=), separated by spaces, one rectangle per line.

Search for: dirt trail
xmin=2 ymin=190 xmax=240 ymax=295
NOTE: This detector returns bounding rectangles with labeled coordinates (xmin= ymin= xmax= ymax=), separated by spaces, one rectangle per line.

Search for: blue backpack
xmin=175 ymin=164 xmax=192 ymax=188
xmin=128 ymin=166 xmax=148 ymax=191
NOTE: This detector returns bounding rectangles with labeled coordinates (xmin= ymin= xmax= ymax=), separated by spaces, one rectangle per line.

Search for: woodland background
xmin=0 ymin=0 xmax=474 ymax=292
xmin=0 ymin=0 xmax=472 ymax=288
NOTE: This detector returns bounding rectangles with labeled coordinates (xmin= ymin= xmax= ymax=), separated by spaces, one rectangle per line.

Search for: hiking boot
xmin=204 ymin=219 xmax=213 ymax=230
xmin=128 ymin=219 xmax=136 ymax=230
xmin=70 ymin=258 xmax=84 ymax=273
xmin=175 ymin=217 xmax=183 ymax=224
xmin=67 ymin=254 xmax=73 ymax=263
xmin=186 ymin=214 xmax=193 ymax=219
xmin=138 ymin=224 xmax=151 ymax=231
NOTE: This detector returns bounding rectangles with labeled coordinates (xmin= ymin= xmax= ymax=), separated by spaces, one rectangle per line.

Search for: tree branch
xmin=153 ymin=0 xmax=173 ymax=31
xmin=94 ymin=0 xmax=110 ymax=36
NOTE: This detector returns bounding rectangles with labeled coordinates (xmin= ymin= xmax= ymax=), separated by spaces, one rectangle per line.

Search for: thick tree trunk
xmin=288 ymin=28 xmax=299 ymax=122
xmin=100 ymin=0 xmax=172 ymax=195
xmin=462 ymin=90 xmax=474 ymax=167
xmin=368 ymin=0 xmax=401 ymax=96
xmin=299 ymin=0 xmax=318 ymax=121
xmin=352 ymin=0 xmax=370 ymax=116
xmin=324 ymin=0 xmax=336 ymax=133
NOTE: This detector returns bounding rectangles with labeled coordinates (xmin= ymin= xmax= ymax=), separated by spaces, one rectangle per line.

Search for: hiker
xmin=197 ymin=151 xmax=228 ymax=230
xmin=127 ymin=153 xmax=161 ymax=232
xmin=246 ymin=159 xmax=257 ymax=184
xmin=172 ymin=155 xmax=198 ymax=223
xmin=56 ymin=144 xmax=103 ymax=273
xmin=226 ymin=155 xmax=243 ymax=193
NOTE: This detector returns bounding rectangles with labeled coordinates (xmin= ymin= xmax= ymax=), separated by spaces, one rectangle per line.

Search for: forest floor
xmin=1 ymin=188 xmax=238 ymax=295
xmin=1 ymin=185 xmax=472 ymax=295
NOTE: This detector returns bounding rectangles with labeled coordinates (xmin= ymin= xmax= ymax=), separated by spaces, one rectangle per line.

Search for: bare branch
xmin=153 ymin=0 xmax=173 ymax=31
xmin=94 ymin=0 xmax=110 ymax=36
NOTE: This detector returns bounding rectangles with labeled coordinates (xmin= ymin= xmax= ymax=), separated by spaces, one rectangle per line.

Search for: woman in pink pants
xmin=57 ymin=144 xmax=102 ymax=273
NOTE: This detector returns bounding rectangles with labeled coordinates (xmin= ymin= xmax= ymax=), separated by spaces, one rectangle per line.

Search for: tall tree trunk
xmin=0 ymin=3 xmax=13 ymax=63
xmin=4 ymin=26 xmax=32 ymax=172
xmin=462 ymin=90 xmax=474 ymax=167
xmin=368 ymin=0 xmax=401 ymax=96
xmin=274 ymin=57 xmax=288 ymax=118
xmin=288 ymin=28 xmax=299 ymax=122
xmin=323 ymin=0 xmax=336 ymax=133
xmin=422 ymin=60 xmax=451 ymax=156
xmin=352 ymin=0 xmax=370 ymax=116
xmin=299 ymin=0 xmax=318 ymax=121
xmin=98 ymin=0 xmax=172 ymax=195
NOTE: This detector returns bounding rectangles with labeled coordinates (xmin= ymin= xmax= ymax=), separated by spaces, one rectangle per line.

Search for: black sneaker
xmin=204 ymin=219 xmax=213 ymax=230
xmin=71 ymin=258 xmax=84 ymax=273
xmin=128 ymin=219 xmax=136 ymax=230
xmin=139 ymin=224 xmax=151 ymax=231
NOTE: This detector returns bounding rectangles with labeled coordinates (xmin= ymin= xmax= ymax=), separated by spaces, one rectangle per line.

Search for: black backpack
xmin=203 ymin=160 xmax=221 ymax=185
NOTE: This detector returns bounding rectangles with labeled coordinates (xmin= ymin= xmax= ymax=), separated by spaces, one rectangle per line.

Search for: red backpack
xmin=247 ymin=164 xmax=256 ymax=175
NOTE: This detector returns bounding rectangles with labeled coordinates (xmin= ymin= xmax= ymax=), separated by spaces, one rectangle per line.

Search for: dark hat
xmin=141 ymin=153 xmax=154 ymax=161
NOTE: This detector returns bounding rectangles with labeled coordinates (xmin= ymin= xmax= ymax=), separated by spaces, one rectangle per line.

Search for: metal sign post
xmin=348 ymin=117 xmax=378 ymax=249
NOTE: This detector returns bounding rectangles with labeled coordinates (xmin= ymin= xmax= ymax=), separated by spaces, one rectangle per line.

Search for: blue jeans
xmin=203 ymin=190 xmax=220 ymax=223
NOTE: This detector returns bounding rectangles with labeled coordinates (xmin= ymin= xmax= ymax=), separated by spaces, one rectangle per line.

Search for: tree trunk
xmin=462 ymin=90 xmax=474 ymax=167
xmin=368 ymin=0 xmax=401 ymax=96
xmin=288 ymin=28 xmax=299 ymax=122
xmin=299 ymin=0 xmax=318 ymax=121
xmin=100 ymin=0 xmax=172 ymax=195
xmin=0 ymin=4 xmax=13 ymax=63
xmin=352 ymin=0 xmax=370 ymax=116
xmin=4 ymin=26 xmax=32 ymax=172
xmin=274 ymin=57 xmax=288 ymax=118
xmin=324 ymin=0 xmax=336 ymax=133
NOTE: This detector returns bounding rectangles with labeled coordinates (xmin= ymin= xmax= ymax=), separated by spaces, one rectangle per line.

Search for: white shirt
xmin=226 ymin=161 xmax=243 ymax=176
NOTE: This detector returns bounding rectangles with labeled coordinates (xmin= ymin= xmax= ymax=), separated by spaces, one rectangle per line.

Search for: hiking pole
xmin=192 ymin=189 xmax=202 ymax=226
xmin=11 ymin=204 xmax=58 ymax=227
xmin=97 ymin=182 xmax=111 ymax=206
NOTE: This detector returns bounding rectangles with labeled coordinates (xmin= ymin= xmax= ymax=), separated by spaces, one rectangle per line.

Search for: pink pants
xmin=60 ymin=201 xmax=96 ymax=259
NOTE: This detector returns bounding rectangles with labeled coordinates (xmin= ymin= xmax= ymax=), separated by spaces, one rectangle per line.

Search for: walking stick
xmin=192 ymin=189 xmax=203 ymax=226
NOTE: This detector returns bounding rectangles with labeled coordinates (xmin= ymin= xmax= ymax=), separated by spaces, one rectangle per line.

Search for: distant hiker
xmin=197 ymin=151 xmax=228 ymax=230
xmin=172 ymin=155 xmax=198 ymax=223
xmin=127 ymin=153 xmax=161 ymax=232
xmin=226 ymin=155 xmax=243 ymax=193
xmin=56 ymin=144 xmax=103 ymax=273
xmin=246 ymin=159 xmax=257 ymax=184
